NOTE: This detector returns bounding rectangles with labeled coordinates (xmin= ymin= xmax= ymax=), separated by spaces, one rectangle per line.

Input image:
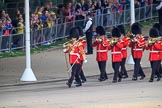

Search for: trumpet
xmin=109 ymin=37 xmax=119 ymax=46
xmin=95 ymin=37 xmax=103 ymax=42
xmin=125 ymin=31 xmax=135 ymax=40
xmin=147 ymin=37 xmax=162 ymax=45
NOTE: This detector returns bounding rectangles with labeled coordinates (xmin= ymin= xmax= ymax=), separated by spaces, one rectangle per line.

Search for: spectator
xmin=0 ymin=20 xmax=4 ymax=36
xmin=81 ymin=0 xmax=89 ymax=11
xmin=3 ymin=20 xmax=12 ymax=36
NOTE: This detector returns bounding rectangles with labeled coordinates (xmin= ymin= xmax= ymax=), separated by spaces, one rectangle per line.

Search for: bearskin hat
xmin=69 ymin=27 xmax=79 ymax=39
xmin=96 ymin=26 xmax=105 ymax=35
xmin=112 ymin=27 xmax=121 ymax=38
xmin=131 ymin=23 xmax=142 ymax=35
xmin=76 ymin=26 xmax=84 ymax=36
xmin=132 ymin=22 xmax=142 ymax=28
xmin=153 ymin=23 xmax=162 ymax=36
xmin=149 ymin=27 xmax=160 ymax=38
xmin=117 ymin=25 xmax=125 ymax=35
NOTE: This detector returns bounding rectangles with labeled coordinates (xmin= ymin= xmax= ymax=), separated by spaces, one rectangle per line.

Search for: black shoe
xmin=76 ymin=83 xmax=82 ymax=87
xmin=118 ymin=78 xmax=122 ymax=82
xmin=86 ymin=53 xmax=93 ymax=55
xmin=149 ymin=79 xmax=153 ymax=82
xmin=122 ymin=75 xmax=128 ymax=79
xmin=157 ymin=77 xmax=161 ymax=81
xmin=81 ymin=80 xmax=87 ymax=83
xmin=140 ymin=76 xmax=145 ymax=80
xmin=66 ymin=82 xmax=71 ymax=88
xmin=112 ymin=80 xmax=117 ymax=83
xmin=98 ymin=78 xmax=106 ymax=82
xmin=74 ymin=81 xmax=79 ymax=84
xmin=132 ymin=77 xmax=137 ymax=81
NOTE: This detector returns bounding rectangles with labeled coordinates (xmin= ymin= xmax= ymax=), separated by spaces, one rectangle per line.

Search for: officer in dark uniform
xmin=63 ymin=27 xmax=83 ymax=88
xmin=83 ymin=13 xmax=93 ymax=55
xmin=156 ymin=0 xmax=162 ymax=26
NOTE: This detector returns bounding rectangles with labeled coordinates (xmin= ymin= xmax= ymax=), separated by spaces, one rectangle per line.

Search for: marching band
xmin=63 ymin=22 xmax=162 ymax=88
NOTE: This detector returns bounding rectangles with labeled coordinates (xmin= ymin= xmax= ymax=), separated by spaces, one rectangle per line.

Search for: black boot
xmin=66 ymin=82 xmax=72 ymax=88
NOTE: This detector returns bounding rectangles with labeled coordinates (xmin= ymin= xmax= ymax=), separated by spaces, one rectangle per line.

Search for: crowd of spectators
xmin=0 ymin=0 xmax=156 ymax=37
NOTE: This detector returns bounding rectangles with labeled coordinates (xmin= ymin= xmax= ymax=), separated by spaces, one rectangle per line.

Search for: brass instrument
xmin=109 ymin=37 xmax=119 ymax=46
xmin=147 ymin=37 xmax=162 ymax=45
xmin=126 ymin=31 xmax=135 ymax=40
xmin=63 ymin=36 xmax=86 ymax=48
xmin=95 ymin=37 xmax=103 ymax=42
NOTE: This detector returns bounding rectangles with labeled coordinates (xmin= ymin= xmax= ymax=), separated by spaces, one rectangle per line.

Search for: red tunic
xmin=129 ymin=36 xmax=146 ymax=59
xmin=111 ymin=40 xmax=123 ymax=62
xmin=146 ymin=42 xmax=161 ymax=61
xmin=79 ymin=39 xmax=86 ymax=61
xmin=159 ymin=40 xmax=162 ymax=60
xmin=64 ymin=41 xmax=85 ymax=64
xmin=121 ymin=36 xmax=129 ymax=58
xmin=92 ymin=38 xmax=110 ymax=61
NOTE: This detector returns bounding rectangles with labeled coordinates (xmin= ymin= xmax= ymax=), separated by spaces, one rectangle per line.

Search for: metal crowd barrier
xmin=0 ymin=4 xmax=159 ymax=52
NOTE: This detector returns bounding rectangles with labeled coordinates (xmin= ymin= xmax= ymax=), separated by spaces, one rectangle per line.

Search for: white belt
xmin=150 ymin=51 xmax=159 ymax=53
xmin=122 ymin=48 xmax=127 ymax=50
xmin=133 ymin=48 xmax=143 ymax=51
xmin=111 ymin=52 xmax=121 ymax=54
xmin=96 ymin=50 xmax=108 ymax=52
xmin=70 ymin=53 xmax=80 ymax=58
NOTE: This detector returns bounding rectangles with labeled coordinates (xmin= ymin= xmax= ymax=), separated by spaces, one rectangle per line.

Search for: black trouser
xmin=68 ymin=64 xmax=81 ymax=85
xmin=120 ymin=58 xmax=128 ymax=76
xmin=133 ymin=58 xmax=145 ymax=78
xmin=112 ymin=62 xmax=121 ymax=81
xmin=79 ymin=61 xmax=87 ymax=81
xmin=86 ymin=32 xmax=93 ymax=54
xmin=75 ymin=61 xmax=86 ymax=82
xmin=98 ymin=61 xmax=107 ymax=79
xmin=150 ymin=61 xmax=161 ymax=80
xmin=158 ymin=10 xmax=162 ymax=26
xmin=156 ymin=60 xmax=162 ymax=76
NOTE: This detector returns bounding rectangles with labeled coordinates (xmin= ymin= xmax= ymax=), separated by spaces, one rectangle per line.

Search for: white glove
xmin=63 ymin=49 xmax=67 ymax=53
xmin=83 ymin=59 xmax=88 ymax=63
xmin=63 ymin=44 xmax=66 ymax=48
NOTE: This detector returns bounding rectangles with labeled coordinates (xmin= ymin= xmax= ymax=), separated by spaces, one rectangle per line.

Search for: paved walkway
xmin=0 ymin=47 xmax=152 ymax=87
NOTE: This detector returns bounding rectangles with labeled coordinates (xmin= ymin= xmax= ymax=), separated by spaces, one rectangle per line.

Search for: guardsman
xmin=63 ymin=27 xmax=86 ymax=88
xmin=117 ymin=25 xmax=129 ymax=78
xmin=92 ymin=26 xmax=110 ymax=81
xmin=76 ymin=26 xmax=87 ymax=83
xmin=129 ymin=23 xmax=146 ymax=81
xmin=153 ymin=23 xmax=162 ymax=76
xmin=110 ymin=27 xmax=123 ymax=83
xmin=146 ymin=27 xmax=161 ymax=82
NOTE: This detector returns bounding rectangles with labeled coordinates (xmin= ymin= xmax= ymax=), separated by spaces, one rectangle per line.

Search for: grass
xmin=0 ymin=19 xmax=158 ymax=59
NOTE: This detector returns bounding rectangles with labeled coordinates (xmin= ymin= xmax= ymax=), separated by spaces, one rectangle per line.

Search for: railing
xmin=0 ymin=4 xmax=158 ymax=52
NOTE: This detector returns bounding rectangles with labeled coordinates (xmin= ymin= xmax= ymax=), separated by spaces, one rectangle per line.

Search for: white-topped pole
xmin=21 ymin=0 xmax=37 ymax=81
xmin=130 ymin=0 xmax=135 ymax=25
xmin=127 ymin=0 xmax=135 ymax=65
